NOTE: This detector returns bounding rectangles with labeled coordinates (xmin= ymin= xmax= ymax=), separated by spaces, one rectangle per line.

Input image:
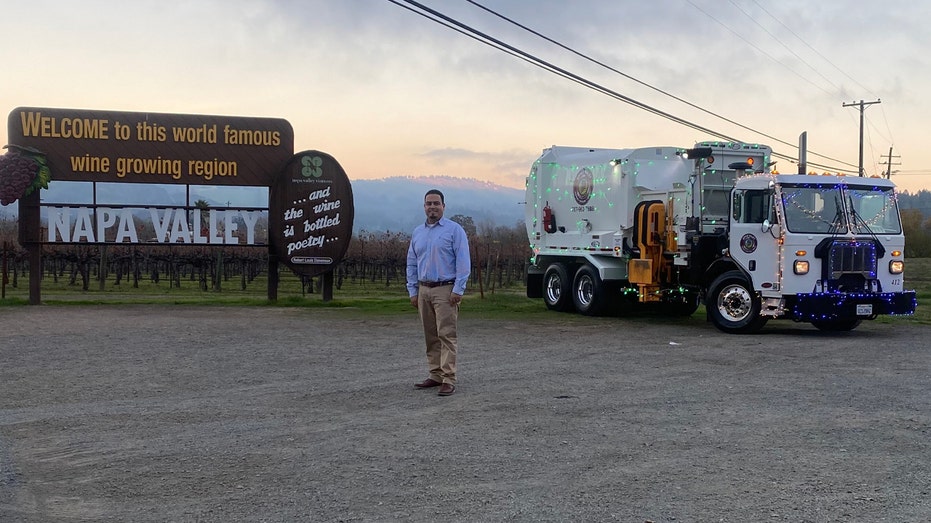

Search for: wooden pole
xmin=1 ymin=241 xmax=8 ymax=299
xmin=323 ymin=269 xmax=334 ymax=302
xmin=18 ymin=191 xmax=42 ymax=304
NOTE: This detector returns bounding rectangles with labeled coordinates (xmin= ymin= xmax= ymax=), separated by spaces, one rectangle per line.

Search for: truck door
xmin=729 ymin=188 xmax=781 ymax=291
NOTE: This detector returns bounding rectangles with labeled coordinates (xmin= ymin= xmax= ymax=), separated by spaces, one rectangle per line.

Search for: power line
xmin=385 ymin=1 xmax=687 ymax=128
xmin=748 ymin=0 xmax=898 ymax=168
xmin=726 ymin=0 xmax=842 ymax=92
xmin=875 ymin=104 xmax=896 ymax=145
xmin=693 ymin=0 xmax=897 ymax=173
xmin=388 ymin=0 xmax=856 ymax=172
xmin=466 ymin=0 xmax=858 ymax=170
xmin=684 ymin=0 xmax=834 ymax=96
xmin=750 ymin=0 xmax=877 ymax=98
xmin=389 ymin=2 xmax=739 ymax=137
xmin=464 ymin=0 xmax=808 ymax=156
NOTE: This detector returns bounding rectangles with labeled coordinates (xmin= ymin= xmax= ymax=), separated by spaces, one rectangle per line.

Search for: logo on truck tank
xmin=574 ymin=168 xmax=594 ymax=205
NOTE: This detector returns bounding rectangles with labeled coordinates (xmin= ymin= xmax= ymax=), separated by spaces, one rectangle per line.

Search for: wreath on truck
xmin=0 ymin=144 xmax=51 ymax=206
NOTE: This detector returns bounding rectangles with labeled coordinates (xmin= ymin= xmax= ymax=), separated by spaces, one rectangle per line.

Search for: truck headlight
xmin=794 ymin=260 xmax=809 ymax=275
xmin=889 ymin=260 xmax=904 ymax=274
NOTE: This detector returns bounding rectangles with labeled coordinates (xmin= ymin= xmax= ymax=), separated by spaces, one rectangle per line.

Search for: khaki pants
xmin=418 ymin=284 xmax=459 ymax=385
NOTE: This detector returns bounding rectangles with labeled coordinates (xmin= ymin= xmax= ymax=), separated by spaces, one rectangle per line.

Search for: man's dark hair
xmin=425 ymin=189 xmax=445 ymax=204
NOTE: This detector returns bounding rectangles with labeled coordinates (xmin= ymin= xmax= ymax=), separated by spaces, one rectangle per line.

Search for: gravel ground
xmin=0 ymin=305 xmax=929 ymax=522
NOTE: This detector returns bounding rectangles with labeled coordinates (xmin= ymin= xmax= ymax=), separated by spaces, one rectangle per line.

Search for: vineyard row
xmin=0 ymin=231 xmax=533 ymax=295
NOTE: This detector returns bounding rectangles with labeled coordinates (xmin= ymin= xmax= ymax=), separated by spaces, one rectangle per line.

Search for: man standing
xmin=406 ymin=189 xmax=471 ymax=396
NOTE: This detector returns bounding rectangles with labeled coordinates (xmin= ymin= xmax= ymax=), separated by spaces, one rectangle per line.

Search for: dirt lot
xmin=0 ymin=305 xmax=929 ymax=522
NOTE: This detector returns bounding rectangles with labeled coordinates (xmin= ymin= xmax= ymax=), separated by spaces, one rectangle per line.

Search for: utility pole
xmin=880 ymin=146 xmax=901 ymax=179
xmin=842 ymin=99 xmax=881 ymax=176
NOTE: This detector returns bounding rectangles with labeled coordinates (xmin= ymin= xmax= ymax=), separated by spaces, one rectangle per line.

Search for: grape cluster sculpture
xmin=0 ymin=145 xmax=51 ymax=206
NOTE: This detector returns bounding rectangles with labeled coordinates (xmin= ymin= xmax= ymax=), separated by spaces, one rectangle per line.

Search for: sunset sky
xmin=2 ymin=0 xmax=929 ymax=194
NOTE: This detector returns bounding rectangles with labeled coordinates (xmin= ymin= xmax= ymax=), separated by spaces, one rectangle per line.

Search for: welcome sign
xmin=8 ymin=107 xmax=295 ymax=246
xmin=6 ymin=106 xmax=354 ymax=302
xmin=8 ymin=107 xmax=294 ymax=186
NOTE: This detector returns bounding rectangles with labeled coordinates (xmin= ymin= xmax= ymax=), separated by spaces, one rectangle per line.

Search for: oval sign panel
xmin=270 ymin=150 xmax=354 ymax=278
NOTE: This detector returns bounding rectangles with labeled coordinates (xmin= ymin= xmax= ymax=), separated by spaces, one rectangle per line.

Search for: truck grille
xmin=826 ymin=241 xmax=877 ymax=279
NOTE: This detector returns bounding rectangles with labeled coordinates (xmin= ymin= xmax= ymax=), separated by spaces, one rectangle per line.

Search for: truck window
xmin=846 ymin=186 xmax=902 ymax=234
xmin=781 ymin=184 xmax=845 ymax=233
xmin=732 ymin=189 xmax=773 ymax=224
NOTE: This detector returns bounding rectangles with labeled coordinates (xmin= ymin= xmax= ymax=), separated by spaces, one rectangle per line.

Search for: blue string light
xmin=791 ymin=291 xmax=917 ymax=321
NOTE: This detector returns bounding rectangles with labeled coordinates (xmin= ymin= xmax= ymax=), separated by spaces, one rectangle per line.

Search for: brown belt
xmin=420 ymin=280 xmax=455 ymax=288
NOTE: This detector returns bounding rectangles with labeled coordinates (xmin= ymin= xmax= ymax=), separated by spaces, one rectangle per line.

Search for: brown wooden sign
xmin=270 ymin=151 xmax=354 ymax=277
xmin=7 ymin=107 xmax=294 ymax=186
xmin=6 ymin=106 xmax=359 ymax=304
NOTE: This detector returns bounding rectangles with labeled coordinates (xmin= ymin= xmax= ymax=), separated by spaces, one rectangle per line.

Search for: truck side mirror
xmin=762 ymin=219 xmax=781 ymax=237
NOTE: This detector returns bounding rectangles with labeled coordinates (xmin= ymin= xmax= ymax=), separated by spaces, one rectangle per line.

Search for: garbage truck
xmin=524 ymin=140 xmax=917 ymax=333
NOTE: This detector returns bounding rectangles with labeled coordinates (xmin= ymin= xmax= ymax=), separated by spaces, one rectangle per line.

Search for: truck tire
xmin=543 ymin=264 xmax=573 ymax=312
xmin=572 ymin=265 xmax=608 ymax=316
xmin=707 ymin=270 xmax=768 ymax=334
xmin=811 ymin=319 xmax=861 ymax=331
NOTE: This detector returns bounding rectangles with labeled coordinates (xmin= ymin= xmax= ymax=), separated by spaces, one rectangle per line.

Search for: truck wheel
xmin=707 ymin=270 xmax=768 ymax=334
xmin=572 ymin=265 xmax=607 ymax=316
xmin=811 ymin=319 xmax=861 ymax=331
xmin=543 ymin=264 xmax=573 ymax=312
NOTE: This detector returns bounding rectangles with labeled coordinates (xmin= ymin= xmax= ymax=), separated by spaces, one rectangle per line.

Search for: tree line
xmin=6 ymin=200 xmax=931 ymax=296
xmin=898 ymin=190 xmax=931 ymax=257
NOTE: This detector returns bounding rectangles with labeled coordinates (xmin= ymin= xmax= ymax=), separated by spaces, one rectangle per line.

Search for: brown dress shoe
xmin=437 ymin=383 xmax=455 ymax=396
xmin=414 ymin=378 xmax=442 ymax=389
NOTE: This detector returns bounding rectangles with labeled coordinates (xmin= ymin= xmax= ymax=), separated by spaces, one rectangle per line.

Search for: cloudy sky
xmin=2 ymin=0 xmax=929 ymax=193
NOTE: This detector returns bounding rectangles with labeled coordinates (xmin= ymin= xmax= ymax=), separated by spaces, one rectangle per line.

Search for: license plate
xmin=856 ymin=304 xmax=873 ymax=316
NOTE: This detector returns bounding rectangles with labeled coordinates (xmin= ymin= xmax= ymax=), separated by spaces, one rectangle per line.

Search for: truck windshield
xmin=846 ymin=185 xmax=901 ymax=234
xmin=780 ymin=183 xmax=901 ymax=235
xmin=781 ymin=183 xmax=846 ymax=234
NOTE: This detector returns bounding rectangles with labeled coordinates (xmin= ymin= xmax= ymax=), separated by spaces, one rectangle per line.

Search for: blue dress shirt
xmin=406 ymin=217 xmax=471 ymax=297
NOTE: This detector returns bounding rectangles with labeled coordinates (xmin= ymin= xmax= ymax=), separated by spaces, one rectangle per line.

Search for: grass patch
xmin=1 ymin=261 xmax=928 ymax=325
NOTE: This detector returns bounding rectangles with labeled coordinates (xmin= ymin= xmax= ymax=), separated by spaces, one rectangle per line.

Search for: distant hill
xmin=0 ymin=175 xmax=527 ymax=235
xmin=350 ymin=176 xmax=525 ymax=234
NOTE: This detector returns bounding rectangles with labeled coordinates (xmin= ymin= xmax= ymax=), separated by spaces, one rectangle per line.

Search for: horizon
xmin=0 ymin=175 xmax=528 ymax=234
